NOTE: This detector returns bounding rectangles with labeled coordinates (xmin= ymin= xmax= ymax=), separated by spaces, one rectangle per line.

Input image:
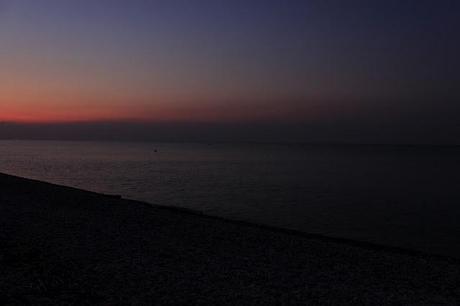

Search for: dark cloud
xmin=2 ymin=103 xmax=460 ymax=145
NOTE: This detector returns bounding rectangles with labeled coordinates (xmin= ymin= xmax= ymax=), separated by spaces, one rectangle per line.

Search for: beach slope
xmin=0 ymin=173 xmax=459 ymax=305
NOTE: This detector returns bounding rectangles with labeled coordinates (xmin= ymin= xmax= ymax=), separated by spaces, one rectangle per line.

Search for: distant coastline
xmin=1 ymin=137 xmax=460 ymax=148
xmin=2 ymin=120 xmax=460 ymax=145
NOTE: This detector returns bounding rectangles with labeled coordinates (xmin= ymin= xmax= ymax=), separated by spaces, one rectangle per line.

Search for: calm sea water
xmin=1 ymin=140 xmax=460 ymax=257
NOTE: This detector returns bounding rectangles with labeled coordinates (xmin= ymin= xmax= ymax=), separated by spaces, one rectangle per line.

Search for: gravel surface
xmin=1 ymin=173 xmax=459 ymax=305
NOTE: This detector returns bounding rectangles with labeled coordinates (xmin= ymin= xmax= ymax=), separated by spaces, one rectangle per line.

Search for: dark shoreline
xmin=1 ymin=172 xmax=459 ymax=304
xmin=151 ymin=201 xmax=460 ymax=263
xmin=3 ymin=172 xmax=457 ymax=262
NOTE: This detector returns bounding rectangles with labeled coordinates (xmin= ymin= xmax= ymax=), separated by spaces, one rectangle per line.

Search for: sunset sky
xmin=1 ymin=1 xmax=459 ymax=142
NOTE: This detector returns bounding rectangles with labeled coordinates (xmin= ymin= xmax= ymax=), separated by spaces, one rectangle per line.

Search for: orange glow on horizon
xmin=1 ymin=90 xmax=336 ymax=125
xmin=1 ymin=100 xmax=332 ymax=125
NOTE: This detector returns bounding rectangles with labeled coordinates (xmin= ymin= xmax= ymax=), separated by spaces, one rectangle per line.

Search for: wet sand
xmin=1 ymin=172 xmax=459 ymax=305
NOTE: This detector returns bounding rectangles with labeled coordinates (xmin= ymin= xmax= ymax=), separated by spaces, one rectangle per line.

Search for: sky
xmin=0 ymin=0 xmax=459 ymax=143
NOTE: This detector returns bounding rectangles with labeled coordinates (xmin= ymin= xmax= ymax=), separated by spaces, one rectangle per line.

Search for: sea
xmin=1 ymin=140 xmax=460 ymax=257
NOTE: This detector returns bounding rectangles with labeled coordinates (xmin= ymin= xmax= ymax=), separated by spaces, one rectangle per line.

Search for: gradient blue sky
xmin=0 ymin=0 xmax=459 ymax=142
